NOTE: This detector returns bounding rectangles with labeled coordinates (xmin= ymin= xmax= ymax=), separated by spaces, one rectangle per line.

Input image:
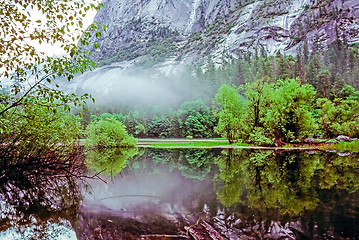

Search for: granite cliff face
xmin=86 ymin=0 xmax=359 ymax=69
xmin=69 ymin=0 xmax=359 ymax=105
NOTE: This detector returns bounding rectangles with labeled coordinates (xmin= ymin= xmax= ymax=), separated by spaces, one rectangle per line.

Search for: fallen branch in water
xmin=185 ymin=220 xmax=224 ymax=240
xmin=140 ymin=234 xmax=189 ymax=239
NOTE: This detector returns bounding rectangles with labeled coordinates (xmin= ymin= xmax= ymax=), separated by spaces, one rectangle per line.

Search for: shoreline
xmin=136 ymin=138 xmax=358 ymax=151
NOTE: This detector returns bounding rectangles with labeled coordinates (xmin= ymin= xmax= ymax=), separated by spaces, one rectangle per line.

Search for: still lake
xmin=1 ymin=148 xmax=359 ymax=239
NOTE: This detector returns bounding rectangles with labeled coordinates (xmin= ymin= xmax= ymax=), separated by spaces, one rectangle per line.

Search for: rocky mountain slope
xmin=68 ymin=0 xmax=359 ymax=108
xmin=86 ymin=0 xmax=359 ymax=69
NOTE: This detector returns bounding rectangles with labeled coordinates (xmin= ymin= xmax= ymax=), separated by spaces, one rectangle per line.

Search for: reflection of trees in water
xmin=177 ymin=149 xmax=214 ymax=180
xmin=85 ymin=147 xmax=138 ymax=177
xmin=78 ymin=148 xmax=359 ymax=239
xmin=148 ymin=149 xmax=172 ymax=164
xmin=213 ymin=149 xmax=359 ymax=239
xmin=215 ymin=149 xmax=323 ymax=214
xmin=0 ymin=145 xmax=86 ymax=239
xmin=127 ymin=148 xmax=218 ymax=181
xmin=318 ymin=152 xmax=359 ymax=192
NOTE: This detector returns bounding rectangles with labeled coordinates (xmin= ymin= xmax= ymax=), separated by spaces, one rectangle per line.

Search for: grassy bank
xmin=137 ymin=138 xmax=245 ymax=148
xmin=137 ymin=138 xmax=359 ymax=151
xmin=321 ymin=140 xmax=359 ymax=152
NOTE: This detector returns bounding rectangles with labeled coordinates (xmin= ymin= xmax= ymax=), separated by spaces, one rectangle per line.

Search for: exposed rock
xmin=84 ymin=0 xmax=359 ymax=69
xmin=337 ymin=151 xmax=352 ymax=156
xmin=69 ymin=0 xmax=359 ymax=101
xmin=325 ymin=140 xmax=339 ymax=144
xmin=303 ymin=138 xmax=316 ymax=144
xmin=325 ymin=149 xmax=337 ymax=152
xmin=263 ymin=222 xmax=296 ymax=239
xmin=335 ymin=135 xmax=353 ymax=142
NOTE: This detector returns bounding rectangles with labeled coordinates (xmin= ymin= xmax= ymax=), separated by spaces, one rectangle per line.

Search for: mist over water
xmin=82 ymin=161 xmax=211 ymax=219
xmin=76 ymin=148 xmax=359 ymax=239
xmin=69 ymin=65 xmax=187 ymax=110
xmin=3 ymin=147 xmax=359 ymax=239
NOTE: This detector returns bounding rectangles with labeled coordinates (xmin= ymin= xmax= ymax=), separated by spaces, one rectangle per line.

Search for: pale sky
xmin=31 ymin=6 xmax=98 ymax=56
xmin=0 ymin=2 xmax=99 ymax=77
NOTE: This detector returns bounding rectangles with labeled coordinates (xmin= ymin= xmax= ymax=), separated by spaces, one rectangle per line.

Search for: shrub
xmin=85 ymin=119 xmax=137 ymax=148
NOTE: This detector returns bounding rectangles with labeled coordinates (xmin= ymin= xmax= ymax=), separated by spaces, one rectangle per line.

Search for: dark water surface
xmin=1 ymin=148 xmax=359 ymax=239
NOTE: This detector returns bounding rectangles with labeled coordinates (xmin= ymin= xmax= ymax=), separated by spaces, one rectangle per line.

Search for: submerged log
xmin=140 ymin=234 xmax=189 ymax=239
xmin=185 ymin=220 xmax=224 ymax=240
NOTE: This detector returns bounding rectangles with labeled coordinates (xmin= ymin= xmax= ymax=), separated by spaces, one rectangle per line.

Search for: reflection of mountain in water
xmin=77 ymin=148 xmax=359 ymax=239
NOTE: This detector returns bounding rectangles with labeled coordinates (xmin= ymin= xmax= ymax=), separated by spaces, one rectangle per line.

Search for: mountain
xmin=84 ymin=0 xmax=359 ymax=69
xmin=68 ymin=0 xmax=359 ymax=109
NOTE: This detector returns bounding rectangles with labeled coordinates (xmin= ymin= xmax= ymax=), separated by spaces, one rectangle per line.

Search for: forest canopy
xmin=84 ymin=40 xmax=359 ymax=145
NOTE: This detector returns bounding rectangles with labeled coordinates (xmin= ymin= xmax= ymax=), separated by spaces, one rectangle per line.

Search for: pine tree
xmin=235 ymin=57 xmax=251 ymax=85
xmin=205 ymin=56 xmax=217 ymax=93
xmin=259 ymin=58 xmax=274 ymax=80
xmin=276 ymin=51 xmax=290 ymax=80
xmin=260 ymin=45 xmax=267 ymax=58
xmin=317 ymin=69 xmax=332 ymax=98
xmin=124 ymin=111 xmax=138 ymax=136
xmin=333 ymin=73 xmax=345 ymax=97
xmin=295 ymin=48 xmax=306 ymax=83
xmin=303 ymin=40 xmax=310 ymax=64
xmin=306 ymin=54 xmax=322 ymax=89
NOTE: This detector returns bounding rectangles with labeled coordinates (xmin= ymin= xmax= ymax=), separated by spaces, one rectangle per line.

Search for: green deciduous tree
xmin=244 ymin=78 xmax=273 ymax=130
xmin=91 ymin=112 xmax=125 ymax=123
xmin=213 ymin=85 xmax=245 ymax=143
xmin=148 ymin=115 xmax=171 ymax=138
xmin=214 ymin=79 xmax=317 ymax=145
xmin=242 ymin=79 xmax=274 ymax=145
xmin=262 ymin=78 xmax=317 ymax=142
xmin=318 ymin=97 xmax=359 ymax=138
xmin=340 ymin=85 xmax=359 ymax=101
xmin=0 ymin=0 xmax=104 ymax=115
xmin=178 ymin=99 xmax=215 ymax=138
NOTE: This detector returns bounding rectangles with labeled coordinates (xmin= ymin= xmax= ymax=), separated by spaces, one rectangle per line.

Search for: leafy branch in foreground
xmin=0 ymin=0 xmax=105 ymax=143
xmin=0 ymin=0 xmax=103 ymax=77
